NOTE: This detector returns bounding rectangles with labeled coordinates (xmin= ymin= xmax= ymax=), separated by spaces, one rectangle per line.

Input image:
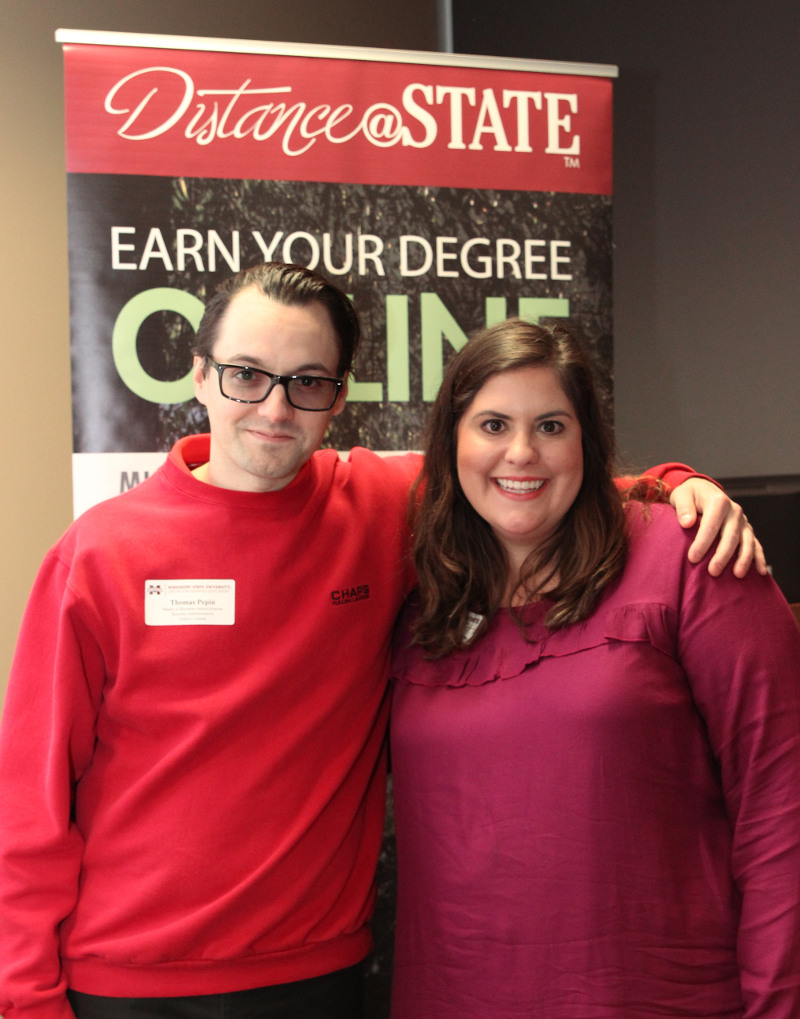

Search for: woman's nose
xmin=505 ymin=432 xmax=538 ymax=465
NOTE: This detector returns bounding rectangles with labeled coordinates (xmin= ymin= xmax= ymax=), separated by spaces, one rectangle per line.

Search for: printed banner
xmin=58 ymin=33 xmax=615 ymax=1011
xmin=58 ymin=32 xmax=616 ymax=519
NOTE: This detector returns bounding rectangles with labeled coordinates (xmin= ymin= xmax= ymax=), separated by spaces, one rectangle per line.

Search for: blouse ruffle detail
xmin=392 ymin=597 xmax=679 ymax=690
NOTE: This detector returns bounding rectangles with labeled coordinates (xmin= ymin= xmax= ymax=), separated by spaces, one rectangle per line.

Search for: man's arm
xmin=0 ymin=551 xmax=99 ymax=1019
xmin=669 ymin=477 xmax=766 ymax=578
xmin=626 ymin=463 xmax=767 ymax=578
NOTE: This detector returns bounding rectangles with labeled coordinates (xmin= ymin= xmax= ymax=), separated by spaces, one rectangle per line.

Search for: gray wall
xmin=0 ymin=0 xmax=438 ymax=699
xmin=454 ymin=0 xmax=800 ymax=478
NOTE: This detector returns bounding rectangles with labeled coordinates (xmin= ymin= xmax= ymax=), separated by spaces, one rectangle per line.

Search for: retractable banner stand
xmin=57 ymin=31 xmax=615 ymax=1009
xmin=57 ymin=30 xmax=616 ymax=520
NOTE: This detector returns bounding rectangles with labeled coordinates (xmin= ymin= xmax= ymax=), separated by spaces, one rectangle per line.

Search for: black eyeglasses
xmin=205 ymin=357 xmax=344 ymax=412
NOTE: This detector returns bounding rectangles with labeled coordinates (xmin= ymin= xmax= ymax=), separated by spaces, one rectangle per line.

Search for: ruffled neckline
xmin=392 ymin=600 xmax=551 ymax=689
xmin=391 ymin=595 xmax=678 ymax=690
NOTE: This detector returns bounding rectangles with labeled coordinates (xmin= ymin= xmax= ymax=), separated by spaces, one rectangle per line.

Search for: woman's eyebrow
xmin=472 ymin=408 xmax=574 ymax=421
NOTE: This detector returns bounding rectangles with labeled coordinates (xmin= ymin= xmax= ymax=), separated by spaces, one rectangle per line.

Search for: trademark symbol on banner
xmin=564 ymin=156 xmax=581 ymax=169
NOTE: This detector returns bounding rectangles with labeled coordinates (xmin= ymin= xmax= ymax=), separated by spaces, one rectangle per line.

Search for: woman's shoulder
xmin=623 ymin=499 xmax=694 ymax=560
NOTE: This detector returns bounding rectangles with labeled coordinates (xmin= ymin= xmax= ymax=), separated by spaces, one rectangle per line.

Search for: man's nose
xmin=256 ymin=380 xmax=294 ymax=419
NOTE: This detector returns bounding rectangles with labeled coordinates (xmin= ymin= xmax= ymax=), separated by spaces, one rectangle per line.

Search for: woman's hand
xmin=670 ymin=478 xmax=768 ymax=577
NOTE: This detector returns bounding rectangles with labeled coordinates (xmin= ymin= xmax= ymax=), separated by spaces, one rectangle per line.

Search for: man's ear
xmin=331 ymin=376 xmax=349 ymax=418
xmin=192 ymin=355 xmax=208 ymax=406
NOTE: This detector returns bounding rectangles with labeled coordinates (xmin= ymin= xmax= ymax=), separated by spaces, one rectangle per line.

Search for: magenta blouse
xmin=390 ymin=503 xmax=800 ymax=1018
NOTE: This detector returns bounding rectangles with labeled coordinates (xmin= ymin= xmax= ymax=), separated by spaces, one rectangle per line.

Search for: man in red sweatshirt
xmin=0 ymin=262 xmax=762 ymax=1019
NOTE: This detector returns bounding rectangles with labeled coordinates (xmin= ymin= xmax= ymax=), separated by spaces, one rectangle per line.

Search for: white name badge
xmin=145 ymin=580 xmax=235 ymax=626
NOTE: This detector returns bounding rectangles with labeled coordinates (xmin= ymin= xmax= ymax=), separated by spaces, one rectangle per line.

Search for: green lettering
xmin=386 ymin=294 xmax=410 ymax=402
xmin=112 ymin=288 xmax=205 ymax=404
xmin=485 ymin=296 xmax=508 ymax=327
xmin=346 ymin=290 xmax=383 ymax=401
xmin=420 ymin=293 xmax=469 ymax=401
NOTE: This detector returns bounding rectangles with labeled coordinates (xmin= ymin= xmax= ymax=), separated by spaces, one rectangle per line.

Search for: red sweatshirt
xmin=0 ymin=438 xmax=695 ymax=1019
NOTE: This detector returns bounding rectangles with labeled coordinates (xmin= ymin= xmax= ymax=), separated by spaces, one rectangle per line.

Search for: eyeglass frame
xmin=205 ymin=356 xmax=345 ymax=412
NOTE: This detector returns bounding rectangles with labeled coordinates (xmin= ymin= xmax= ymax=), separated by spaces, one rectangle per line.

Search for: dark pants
xmin=66 ymin=964 xmax=365 ymax=1019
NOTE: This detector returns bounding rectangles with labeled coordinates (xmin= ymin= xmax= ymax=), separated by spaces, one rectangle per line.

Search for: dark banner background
xmin=68 ymin=173 xmax=613 ymax=455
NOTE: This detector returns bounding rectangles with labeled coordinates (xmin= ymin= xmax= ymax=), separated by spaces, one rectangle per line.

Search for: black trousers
xmin=66 ymin=964 xmax=365 ymax=1019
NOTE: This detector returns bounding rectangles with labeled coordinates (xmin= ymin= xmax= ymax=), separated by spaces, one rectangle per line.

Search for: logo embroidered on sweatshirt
xmin=331 ymin=584 xmax=370 ymax=605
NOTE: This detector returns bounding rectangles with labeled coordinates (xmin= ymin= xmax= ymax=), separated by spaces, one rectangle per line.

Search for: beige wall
xmin=0 ymin=0 xmax=438 ymax=708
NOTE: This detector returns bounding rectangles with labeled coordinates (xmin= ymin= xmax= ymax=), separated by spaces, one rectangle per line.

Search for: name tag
xmin=463 ymin=611 xmax=484 ymax=642
xmin=145 ymin=579 xmax=235 ymax=626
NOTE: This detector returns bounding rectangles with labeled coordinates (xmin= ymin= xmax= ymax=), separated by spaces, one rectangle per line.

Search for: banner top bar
xmin=55 ymin=28 xmax=618 ymax=79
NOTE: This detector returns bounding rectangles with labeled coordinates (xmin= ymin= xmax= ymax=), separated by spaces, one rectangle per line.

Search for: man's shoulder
xmin=346 ymin=446 xmax=421 ymax=468
xmin=56 ymin=463 xmax=172 ymax=553
xmin=312 ymin=448 xmax=422 ymax=515
xmin=320 ymin=450 xmax=421 ymax=485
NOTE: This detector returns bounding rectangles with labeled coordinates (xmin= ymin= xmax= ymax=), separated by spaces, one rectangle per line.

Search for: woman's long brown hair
xmin=410 ymin=319 xmax=629 ymax=658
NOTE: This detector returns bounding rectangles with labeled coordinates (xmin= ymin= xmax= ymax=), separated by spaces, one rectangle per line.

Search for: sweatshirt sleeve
xmin=0 ymin=550 xmax=104 ymax=1019
xmin=614 ymin=462 xmax=718 ymax=494
xmin=676 ymin=552 xmax=800 ymax=1016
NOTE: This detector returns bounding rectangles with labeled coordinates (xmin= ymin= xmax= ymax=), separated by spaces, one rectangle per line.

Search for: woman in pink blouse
xmin=390 ymin=318 xmax=800 ymax=1018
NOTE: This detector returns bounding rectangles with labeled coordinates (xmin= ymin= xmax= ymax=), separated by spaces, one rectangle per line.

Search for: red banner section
xmin=63 ymin=44 xmax=613 ymax=195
